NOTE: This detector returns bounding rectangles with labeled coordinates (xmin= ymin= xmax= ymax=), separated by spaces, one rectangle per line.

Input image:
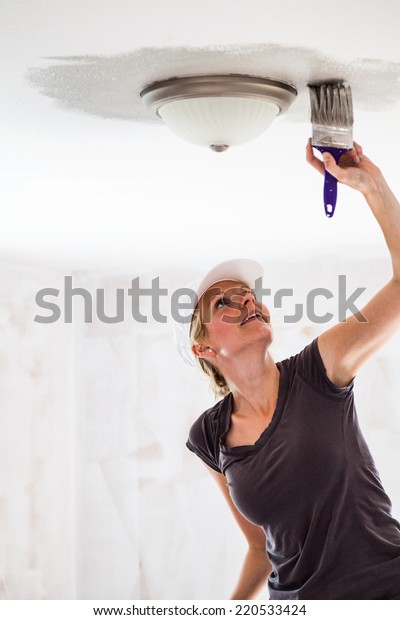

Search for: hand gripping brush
xmin=308 ymin=82 xmax=354 ymax=218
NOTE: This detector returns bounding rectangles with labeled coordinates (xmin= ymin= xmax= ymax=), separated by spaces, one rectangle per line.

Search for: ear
xmin=191 ymin=343 xmax=217 ymax=360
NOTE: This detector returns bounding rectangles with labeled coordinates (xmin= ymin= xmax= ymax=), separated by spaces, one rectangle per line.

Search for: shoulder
xmin=186 ymin=394 xmax=231 ymax=473
xmin=278 ymin=337 xmax=354 ymax=398
xmin=277 ymin=339 xmax=315 ymax=378
xmin=187 ymin=394 xmax=230 ymax=445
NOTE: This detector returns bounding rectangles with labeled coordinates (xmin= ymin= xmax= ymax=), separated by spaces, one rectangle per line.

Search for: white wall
xmin=0 ymin=262 xmax=75 ymax=598
xmin=1 ymin=251 xmax=400 ymax=600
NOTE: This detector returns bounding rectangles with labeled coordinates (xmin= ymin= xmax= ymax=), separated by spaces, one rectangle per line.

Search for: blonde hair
xmin=190 ymin=308 xmax=230 ymax=398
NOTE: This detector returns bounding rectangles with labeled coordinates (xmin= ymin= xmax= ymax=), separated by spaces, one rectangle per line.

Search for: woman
xmin=175 ymin=141 xmax=400 ymax=600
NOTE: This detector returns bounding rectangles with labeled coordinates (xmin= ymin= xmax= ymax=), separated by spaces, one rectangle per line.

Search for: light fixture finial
xmin=210 ymin=144 xmax=229 ymax=153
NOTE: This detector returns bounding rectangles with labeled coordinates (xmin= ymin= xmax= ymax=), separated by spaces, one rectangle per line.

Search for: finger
xmin=353 ymin=141 xmax=364 ymax=158
xmin=323 ymin=152 xmax=351 ymax=183
xmin=305 ymin=137 xmax=313 ymax=157
xmin=347 ymin=148 xmax=360 ymax=164
xmin=305 ymin=140 xmax=325 ymax=175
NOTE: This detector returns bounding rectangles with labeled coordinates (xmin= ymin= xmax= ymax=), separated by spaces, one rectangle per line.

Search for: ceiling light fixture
xmin=140 ymin=75 xmax=297 ymax=152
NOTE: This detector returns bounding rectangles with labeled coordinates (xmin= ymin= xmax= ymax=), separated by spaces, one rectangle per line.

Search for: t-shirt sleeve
xmin=295 ymin=337 xmax=355 ymax=398
xmin=186 ymin=411 xmax=222 ymax=473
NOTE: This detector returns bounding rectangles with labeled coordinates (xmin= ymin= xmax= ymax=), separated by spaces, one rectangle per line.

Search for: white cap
xmin=173 ymin=258 xmax=264 ymax=366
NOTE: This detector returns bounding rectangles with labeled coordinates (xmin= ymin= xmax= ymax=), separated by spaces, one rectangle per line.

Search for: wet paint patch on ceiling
xmin=27 ymin=44 xmax=400 ymax=124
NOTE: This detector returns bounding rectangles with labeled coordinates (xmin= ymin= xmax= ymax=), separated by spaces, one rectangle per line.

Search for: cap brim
xmin=196 ymin=258 xmax=264 ymax=300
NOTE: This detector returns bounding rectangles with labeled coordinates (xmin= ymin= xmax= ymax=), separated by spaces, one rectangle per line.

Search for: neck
xmin=223 ymin=352 xmax=280 ymax=419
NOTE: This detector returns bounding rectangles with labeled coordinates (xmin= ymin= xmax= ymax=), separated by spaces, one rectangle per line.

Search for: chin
xmin=250 ymin=325 xmax=274 ymax=350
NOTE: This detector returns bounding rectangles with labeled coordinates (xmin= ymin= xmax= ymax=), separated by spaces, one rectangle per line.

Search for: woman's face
xmin=195 ymin=279 xmax=272 ymax=360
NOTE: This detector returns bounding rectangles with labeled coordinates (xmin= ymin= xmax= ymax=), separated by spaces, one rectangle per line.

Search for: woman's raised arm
xmin=306 ymin=140 xmax=400 ymax=387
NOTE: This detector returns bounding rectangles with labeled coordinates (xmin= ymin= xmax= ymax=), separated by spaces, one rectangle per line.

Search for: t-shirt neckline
xmin=219 ymin=362 xmax=288 ymax=455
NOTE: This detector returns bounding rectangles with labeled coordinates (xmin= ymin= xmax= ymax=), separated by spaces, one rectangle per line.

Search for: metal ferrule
xmin=312 ymin=124 xmax=353 ymax=149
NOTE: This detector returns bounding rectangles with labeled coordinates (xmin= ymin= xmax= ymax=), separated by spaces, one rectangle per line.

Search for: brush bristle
xmin=308 ymin=82 xmax=354 ymax=127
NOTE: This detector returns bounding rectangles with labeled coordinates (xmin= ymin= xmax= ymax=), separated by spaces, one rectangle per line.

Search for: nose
xmin=242 ymin=290 xmax=256 ymax=308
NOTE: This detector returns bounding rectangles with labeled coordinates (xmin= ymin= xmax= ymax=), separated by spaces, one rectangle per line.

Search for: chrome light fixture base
xmin=140 ymin=75 xmax=297 ymax=151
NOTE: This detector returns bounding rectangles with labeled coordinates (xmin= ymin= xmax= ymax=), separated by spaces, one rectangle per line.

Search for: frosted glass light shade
xmin=140 ymin=75 xmax=297 ymax=151
xmin=158 ymin=96 xmax=280 ymax=149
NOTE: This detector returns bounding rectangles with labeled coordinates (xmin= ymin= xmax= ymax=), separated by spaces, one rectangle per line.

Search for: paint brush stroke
xmin=27 ymin=44 xmax=400 ymax=124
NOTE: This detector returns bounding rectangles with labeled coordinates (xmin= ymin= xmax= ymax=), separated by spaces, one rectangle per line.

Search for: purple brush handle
xmin=313 ymin=146 xmax=351 ymax=218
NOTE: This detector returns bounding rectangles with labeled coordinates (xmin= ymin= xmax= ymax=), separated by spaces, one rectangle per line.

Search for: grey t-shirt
xmin=186 ymin=338 xmax=400 ymax=600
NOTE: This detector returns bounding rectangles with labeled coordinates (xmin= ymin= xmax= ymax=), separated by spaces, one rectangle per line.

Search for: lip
xmin=241 ymin=312 xmax=263 ymax=326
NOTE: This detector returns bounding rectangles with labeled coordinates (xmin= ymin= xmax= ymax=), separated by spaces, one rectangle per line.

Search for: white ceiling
xmin=1 ymin=0 xmax=400 ymax=271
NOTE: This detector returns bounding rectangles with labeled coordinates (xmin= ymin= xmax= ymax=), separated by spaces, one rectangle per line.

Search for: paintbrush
xmin=308 ymin=82 xmax=354 ymax=218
